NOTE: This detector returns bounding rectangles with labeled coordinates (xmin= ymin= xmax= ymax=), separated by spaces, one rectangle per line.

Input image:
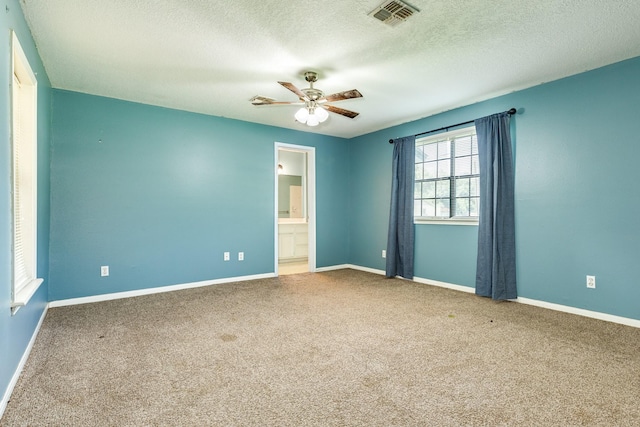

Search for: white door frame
xmin=274 ymin=142 xmax=316 ymax=275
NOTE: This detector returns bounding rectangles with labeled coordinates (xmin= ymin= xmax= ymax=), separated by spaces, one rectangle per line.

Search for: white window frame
xmin=414 ymin=126 xmax=480 ymax=226
xmin=11 ymin=31 xmax=43 ymax=314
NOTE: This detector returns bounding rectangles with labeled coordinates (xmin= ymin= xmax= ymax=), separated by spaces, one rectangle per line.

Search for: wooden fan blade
xmin=324 ymin=104 xmax=360 ymax=119
xmin=278 ymin=81 xmax=308 ymax=101
xmin=250 ymin=95 xmax=276 ymax=105
xmin=250 ymin=95 xmax=301 ymax=106
xmin=322 ymin=89 xmax=363 ymax=103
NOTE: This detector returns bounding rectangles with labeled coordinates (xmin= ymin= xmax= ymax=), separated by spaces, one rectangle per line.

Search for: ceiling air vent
xmin=368 ymin=0 xmax=419 ymax=26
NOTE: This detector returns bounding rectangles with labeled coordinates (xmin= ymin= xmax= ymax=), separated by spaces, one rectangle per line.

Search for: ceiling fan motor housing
xmin=302 ymin=88 xmax=324 ymax=101
xmin=302 ymin=71 xmax=323 ymax=100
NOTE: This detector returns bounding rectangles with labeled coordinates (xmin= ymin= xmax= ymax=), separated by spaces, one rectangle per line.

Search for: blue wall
xmin=349 ymin=57 xmax=640 ymax=321
xmin=48 ymin=91 xmax=350 ymax=301
xmin=0 ymin=0 xmax=51 ymax=408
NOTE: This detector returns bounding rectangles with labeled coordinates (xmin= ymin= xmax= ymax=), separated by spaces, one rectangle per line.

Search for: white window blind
xmin=13 ymin=73 xmax=31 ymax=294
xmin=11 ymin=31 xmax=42 ymax=313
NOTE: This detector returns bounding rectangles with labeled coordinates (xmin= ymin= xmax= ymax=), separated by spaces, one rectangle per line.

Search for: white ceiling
xmin=20 ymin=0 xmax=640 ymax=138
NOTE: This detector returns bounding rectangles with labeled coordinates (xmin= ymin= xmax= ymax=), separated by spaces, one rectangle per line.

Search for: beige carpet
xmin=2 ymin=269 xmax=639 ymax=426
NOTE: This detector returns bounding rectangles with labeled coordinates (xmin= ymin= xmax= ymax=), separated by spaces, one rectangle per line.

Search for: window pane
xmin=437 ymin=141 xmax=451 ymax=159
xmin=470 ymin=177 xmax=479 ymax=197
xmin=436 ymin=199 xmax=450 ymax=217
xmin=455 ymin=198 xmax=470 ymax=217
xmin=436 ymin=180 xmax=450 ymax=198
xmin=423 ymin=143 xmax=437 ymax=161
xmin=456 ymin=178 xmax=470 ymax=197
xmin=437 ymin=159 xmax=451 ymax=178
xmin=422 ymin=181 xmax=435 ymax=198
xmin=415 ymin=145 xmax=425 ymax=163
xmin=422 ymin=199 xmax=435 ymax=217
xmin=455 ymin=156 xmax=471 ymax=176
xmin=470 ymin=197 xmax=480 ymax=216
xmin=424 ymin=162 xmax=437 ymax=179
xmin=456 ymin=136 xmax=472 ymax=156
xmin=414 ymin=130 xmax=478 ymax=222
xmin=472 ymin=155 xmax=480 ymax=175
xmin=415 ymin=163 xmax=423 ymax=180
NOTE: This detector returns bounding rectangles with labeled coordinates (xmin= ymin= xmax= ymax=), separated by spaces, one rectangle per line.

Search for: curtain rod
xmin=388 ymin=108 xmax=517 ymax=144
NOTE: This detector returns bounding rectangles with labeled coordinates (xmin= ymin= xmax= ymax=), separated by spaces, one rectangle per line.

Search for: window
xmin=11 ymin=31 xmax=42 ymax=314
xmin=414 ymin=126 xmax=479 ymax=223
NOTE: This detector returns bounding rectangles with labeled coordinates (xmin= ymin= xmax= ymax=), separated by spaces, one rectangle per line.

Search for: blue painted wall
xmin=49 ymin=91 xmax=350 ymax=301
xmin=349 ymin=56 xmax=640 ymax=321
xmin=0 ymin=0 xmax=51 ymax=408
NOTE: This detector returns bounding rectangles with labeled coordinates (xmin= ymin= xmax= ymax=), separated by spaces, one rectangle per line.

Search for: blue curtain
xmin=475 ymin=113 xmax=517 ymax=300
xmin=386 ymin=136 xmax=415 ymax=279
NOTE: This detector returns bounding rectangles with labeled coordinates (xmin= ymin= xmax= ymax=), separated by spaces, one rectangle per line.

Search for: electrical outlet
xmin=223 ymin=252 xmax=230 ymax=261
xmin=238 ymin=252 xmax=244 ymax=261
xmin=586 ymin=275 xmax=596 ymax=289
xmin=100 ymin=266 xmax=109 ymax=277
xmin=382 ymin=250 xmax=386 ymax=258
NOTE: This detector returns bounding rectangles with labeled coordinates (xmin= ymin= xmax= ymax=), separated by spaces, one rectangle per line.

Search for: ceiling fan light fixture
xmin=295 ymin=103 xmax=328 ymax=126
xmin=295 ymin=107 xmax=309 ymax=123
xmin=315 ymin=106 xmax=329 ymax=123
xmin=306 ymin=115 xmax=320 ymax=127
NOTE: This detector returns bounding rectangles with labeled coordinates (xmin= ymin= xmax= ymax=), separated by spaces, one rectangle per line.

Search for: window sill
xmin=11 ymin=278 xmax=44 ymax=315
xmin=415 ymin=218 xmax=478 ymax=226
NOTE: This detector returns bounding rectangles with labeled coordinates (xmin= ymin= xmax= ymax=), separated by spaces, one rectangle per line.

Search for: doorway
xmin=275 ymin=143 xmax=316 ymax=276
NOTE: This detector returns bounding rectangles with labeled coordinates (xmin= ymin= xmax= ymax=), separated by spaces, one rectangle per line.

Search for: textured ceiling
xmin=19 ymin=0 xmax=640 ymax=138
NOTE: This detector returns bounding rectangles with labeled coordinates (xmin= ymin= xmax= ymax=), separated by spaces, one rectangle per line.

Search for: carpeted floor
xmin=2 ymin=269 xmax=639 ymax=426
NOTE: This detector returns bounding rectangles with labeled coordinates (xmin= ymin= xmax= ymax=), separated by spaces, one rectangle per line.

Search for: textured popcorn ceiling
xmin=19 ymin=0 xmax=640 ymax=138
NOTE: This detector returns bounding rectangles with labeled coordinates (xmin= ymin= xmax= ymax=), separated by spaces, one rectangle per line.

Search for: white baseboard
xmin=412 ymin=276 xmax=475 ymax=294
xmin=49 ymin=272 xmax=276 ymax=308
xmin=344 ymin=264 xmax=386 ymax=275
xmin=515 ymin=297 xmax=640 ymax=328
xmin=0 ymin=304 xmax=48 ymax=419
xmin=314 ymin=264 xmax=351 ymax=273
xmin=41 ymin=264 xmax=640 ymax=327
xmin=320 ymin=264 xmax=640 ymax=329
xmin=315 ymin=264 xmax=376 ymax=273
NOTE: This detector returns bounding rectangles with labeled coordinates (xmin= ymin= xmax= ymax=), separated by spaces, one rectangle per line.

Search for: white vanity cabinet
xmin=278 ymin=223 xmax=308 ymax=261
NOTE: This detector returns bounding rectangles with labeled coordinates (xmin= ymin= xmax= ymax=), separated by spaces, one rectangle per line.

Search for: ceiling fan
xmin=250 ymin=71 xmax=363 ymax=126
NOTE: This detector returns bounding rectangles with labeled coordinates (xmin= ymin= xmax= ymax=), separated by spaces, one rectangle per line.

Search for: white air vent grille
xmin=369 ymin=0 xmax=419 ymax=26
